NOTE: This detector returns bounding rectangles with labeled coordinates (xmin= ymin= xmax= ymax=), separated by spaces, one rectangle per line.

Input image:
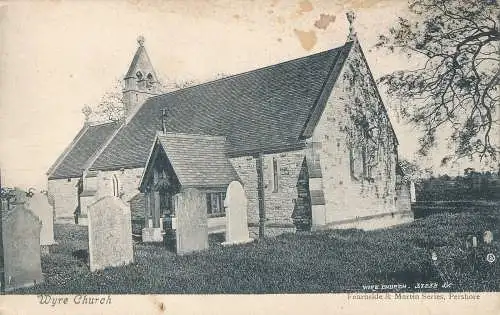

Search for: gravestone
xmin=87 ymin=196 xmax=133 ymax=272
xmin=466 ymin=235 xmax=474 ymax=249
xmin=26 ymin=193 xmax=56 ymax=251
xmin=409 ymin=181 xmax=416 ymax=203
xmin=483 ymin=231 xmax=493 ymax=244
xmin=472 ymin=236 xmax=478 ymax=248
xmin=2 ymin=204 xmax=43 ymax=291
xmin=222 ymin=181 xmax=253 ymax=246
xmin=142 ymin=227 xmax=163 ymax=243
xmin=174 ymin=189 xmax=208 ymax=255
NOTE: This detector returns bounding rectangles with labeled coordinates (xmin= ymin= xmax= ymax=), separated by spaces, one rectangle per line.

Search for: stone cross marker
xmin=87 ymin=196 xmax=134 ymax=272
xmin=26 ymin=193 xmax=56 ymax=246
xmin=483 ymin=231 xmax=493 ymax=244
xmin=222 ymin=181 xmax=253 ymax=246
xmin=174 ymin=188 xmax=208 ymax=255
xmin=2 ymin=204 xmax=43 ymax=291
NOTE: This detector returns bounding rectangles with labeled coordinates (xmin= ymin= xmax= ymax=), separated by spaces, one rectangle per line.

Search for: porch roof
xmin=141 ymin=132 xmax=240 ymax=190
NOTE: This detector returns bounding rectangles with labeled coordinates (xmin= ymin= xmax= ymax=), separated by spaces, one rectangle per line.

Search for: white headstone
xmin=26 ymin=193 xmax=56 ymax=246
xmin=222 ymin=181 xmax=253 ymax=246
xmin=410 ymin=181 xmax=416 ymax=203
xmin=87 ymin=196 xmax=134 ymax=272
xmin=472 ymin=236 xmax=478 ymax=248
xmin=484 ymin=231 xmax=493 ymax=244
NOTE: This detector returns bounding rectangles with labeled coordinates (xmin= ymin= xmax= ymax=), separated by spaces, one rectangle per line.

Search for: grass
xmin=14 ymin=203 xmax=500 ymax=294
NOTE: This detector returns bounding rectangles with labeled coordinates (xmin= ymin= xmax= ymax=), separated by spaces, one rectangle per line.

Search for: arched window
xmin=136 ymin=71 xmax=143 ymax=80
xmin=112 ymin=174 xmax=120 ymax=197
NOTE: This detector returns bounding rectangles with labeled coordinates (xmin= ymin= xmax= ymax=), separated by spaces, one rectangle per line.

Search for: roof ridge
xmin=146 ymin=45 xmax=346 ymax=103
xmin=160 ymin=131 xmax=226 ymax=141
xmin=87 ymin=120 xmax=119 ymax=127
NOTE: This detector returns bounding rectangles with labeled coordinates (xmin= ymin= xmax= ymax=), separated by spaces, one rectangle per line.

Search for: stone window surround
xmin=206 ymin=191 xmax=226 ymax=218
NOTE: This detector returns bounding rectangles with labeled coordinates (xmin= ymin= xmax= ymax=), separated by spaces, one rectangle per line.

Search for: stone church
xmin=47 ymin=20 xmax=412 ymax=238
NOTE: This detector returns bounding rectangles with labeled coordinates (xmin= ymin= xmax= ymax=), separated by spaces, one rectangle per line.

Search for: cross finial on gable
xmin=137 ymin=35 xmax=145 ymax=47
xmin=82 ymin=105 xmax=92 ymax=125
xmin=346 ymin=10 xmax=357 ymax=41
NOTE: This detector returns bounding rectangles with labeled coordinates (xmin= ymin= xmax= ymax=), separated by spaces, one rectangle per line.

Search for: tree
xmin=95 ymin=84 xmax=126 ymax=122
xmin=81 ymin=79 xmax=126 ymax=123
xmin=376 ymin=0 xmax=499 ymax=163
xmin=398 ymin=158 xmax=433 ymax=184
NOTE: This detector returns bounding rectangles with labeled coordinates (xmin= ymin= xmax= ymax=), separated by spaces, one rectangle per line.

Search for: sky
xmin=0 ymin=0 xmax=491 ymax=190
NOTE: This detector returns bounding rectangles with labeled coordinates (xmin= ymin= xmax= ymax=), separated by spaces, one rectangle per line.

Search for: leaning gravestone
xmin=222 ymin=181 xmax=253 ymax=246
xmin=26 ymin=193 xmax=56 ymax=253
xmin=87 ymin=196 xmax=133 ymax=272
xmin=175 ymin=189 xmax=208 ymax=255
xmin=2 ymin=204 xmax=43 ymax=291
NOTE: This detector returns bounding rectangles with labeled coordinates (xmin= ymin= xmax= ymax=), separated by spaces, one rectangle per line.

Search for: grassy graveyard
xmin=14 ymin=202 xmax=500 ymax=294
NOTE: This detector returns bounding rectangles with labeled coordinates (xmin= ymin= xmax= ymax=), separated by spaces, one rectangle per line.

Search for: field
xmin=15 ymin=204 xmax=500 ymax=294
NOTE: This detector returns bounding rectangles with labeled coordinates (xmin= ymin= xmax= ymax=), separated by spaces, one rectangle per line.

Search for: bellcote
xmin=123 ymin=36 xmax=160 ymax=117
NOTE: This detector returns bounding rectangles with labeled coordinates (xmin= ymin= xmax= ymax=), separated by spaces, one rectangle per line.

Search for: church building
xmin=47 ymin=17 xmax=412 ymax=238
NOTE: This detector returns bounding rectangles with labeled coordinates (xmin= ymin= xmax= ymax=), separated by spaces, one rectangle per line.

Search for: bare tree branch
xmin=376 ymin=0 xmax=499 ymax=165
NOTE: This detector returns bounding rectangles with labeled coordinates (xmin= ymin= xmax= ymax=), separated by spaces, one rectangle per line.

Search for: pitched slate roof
xmin=47 ymin=121 xmax=120 ymax=180
xmin=90 ymin=42 xmax=353 ymax=171
xmin=142 ymin=133 xmax=239 ymax=188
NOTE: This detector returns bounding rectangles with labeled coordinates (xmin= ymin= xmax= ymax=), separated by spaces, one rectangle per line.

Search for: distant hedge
xmin=416 ymin=175 xmax=500 ymax=201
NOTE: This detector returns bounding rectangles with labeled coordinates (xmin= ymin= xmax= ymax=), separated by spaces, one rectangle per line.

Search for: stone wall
xmin=95 ymin=167 xmax=144 ymax=205
xmin=47 ymin=177 xmax=79 ymax=222
xmin=261 ymin=151 xmax=305 ymax=225
xmin=128 ymin=192 xmax=146 ymax=222
xmin=312 ymin=40 xmax=401 ymax=226
xmin=229 ymin=156 xmax=259 ymax=225
xmin=230 ymin=150 xmax=304 ymax=234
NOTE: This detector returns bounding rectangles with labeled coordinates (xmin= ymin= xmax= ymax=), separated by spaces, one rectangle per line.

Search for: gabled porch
xmin=139 ymin=132 xmax=240 ymax=246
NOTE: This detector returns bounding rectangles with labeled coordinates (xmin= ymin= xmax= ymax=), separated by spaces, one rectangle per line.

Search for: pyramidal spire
xmin=122 ymin=35 xmax=160 ymax=118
